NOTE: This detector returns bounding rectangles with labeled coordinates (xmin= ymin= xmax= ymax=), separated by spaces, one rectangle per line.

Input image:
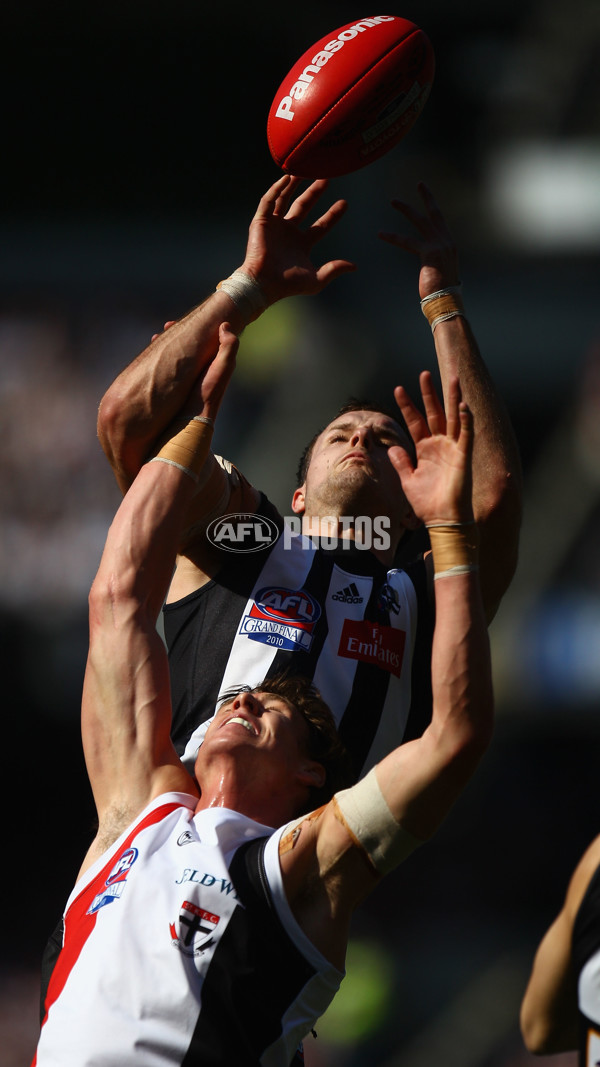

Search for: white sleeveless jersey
xmin=35 ymin=794 xmax=342 ymax=1067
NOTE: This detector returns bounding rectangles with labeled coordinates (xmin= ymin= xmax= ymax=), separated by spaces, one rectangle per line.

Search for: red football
xmin=267 ymin=15 xmax=434 ymax=178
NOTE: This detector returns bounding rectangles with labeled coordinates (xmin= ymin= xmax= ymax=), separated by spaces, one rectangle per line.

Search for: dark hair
xmin=218 ymin=673 xmax=353 ymax=810
xmin=295 ymin=396 xmax=415 ymax=487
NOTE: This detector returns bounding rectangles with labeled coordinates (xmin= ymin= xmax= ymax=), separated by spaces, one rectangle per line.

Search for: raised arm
xmin=280 ymin=375 xmax=494 ymax=966
xmin=97 ymin=175 xmax=355 ymax=494
xmin=380 ymin=184 xmax=523 ymax=621
xmin=365 ymin=374 xmax=493 ymax=836
xmin=80 ymin=326 xmax=238 ymax=875
xmin=520 ymin=834 xmax=600 ymax=1055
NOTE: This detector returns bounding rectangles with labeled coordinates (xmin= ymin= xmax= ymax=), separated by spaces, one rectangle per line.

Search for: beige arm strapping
xmin=332 ymin=767 xmax=422 ymax=875
xmin=150 ymin=415 xmax=214 ymax=484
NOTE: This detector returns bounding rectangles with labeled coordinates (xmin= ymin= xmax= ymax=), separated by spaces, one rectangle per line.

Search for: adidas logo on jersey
xmin=332 ymin=582 xmax=364 ymax=604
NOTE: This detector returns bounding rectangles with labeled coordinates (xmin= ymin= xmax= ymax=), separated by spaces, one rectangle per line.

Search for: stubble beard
xmin=303 ymin=468 xmax=386 ymax=524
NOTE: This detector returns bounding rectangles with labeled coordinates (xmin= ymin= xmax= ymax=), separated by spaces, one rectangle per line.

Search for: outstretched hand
xmin=241 ymin=174 xmax=356 ymax=305
xmin=379 ymin=182 xmax=459 ymax=300
xmin=389 ymin=372 xmax=474 ymax=526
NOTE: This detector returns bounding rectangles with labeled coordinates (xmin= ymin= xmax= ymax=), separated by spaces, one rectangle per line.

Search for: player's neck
xmin=301 ymin=514 xmax=398 ymax=566
xmin=195 ymin=767 xmax=299 ymax=829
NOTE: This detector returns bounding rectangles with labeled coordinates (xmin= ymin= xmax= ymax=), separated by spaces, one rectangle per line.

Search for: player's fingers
xmin=308 ymin=198 xmax=348 ymax=241
xmin=255 ymin=174 xmax=294 ymax=218
xmin=390 ymin=198 xmax=431 ymax=237
xmin=394 ymin=384 xmax=430 ymax=443
xmin=417 ymin=182 xmax=453 ymax=236
xmin=273 ymin=175 xmax=304 ymax=216
xmin=419 ymin=370 xmax=447 ymax=437
xmin=444 ymin=375 xmax=462 ymax=441
xmin=387 ymin=443 xmax=414 ymax=480
xmin=200 ymin=324 xmax=238 ymax=416
xmin=417 ymin=182 xmax=444 ymax=218
xmin=284 ymin=178 xmax=330 ymax=220
xmin=314 ymin=259 xmax=357 ymax=287
xmin=378 ymin=231 xmax=422 ymax=255
xmin=457 ymin=401 xmax=474 ymax=458
xmin=151 ymin=320 xmax=176 ymax=342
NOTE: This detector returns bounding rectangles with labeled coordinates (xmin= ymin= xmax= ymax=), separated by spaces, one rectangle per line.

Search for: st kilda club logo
xmin=206 ymin=513 xmax=280 ymax=553
xmin=170 ymin=900 xmax=220 ymax=956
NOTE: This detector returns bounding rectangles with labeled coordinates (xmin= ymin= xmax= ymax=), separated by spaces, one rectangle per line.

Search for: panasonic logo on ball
xmin=275 ymin=16 xmax=396 ymax=122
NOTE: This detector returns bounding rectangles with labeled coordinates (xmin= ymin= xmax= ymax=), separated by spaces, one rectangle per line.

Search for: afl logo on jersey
xmin=106 ymin=848 xmax=139 ymax=885
xmin=87 ymin=847 xmax=139 ymax=914
xmin=206 ymin=513 xmax=280 ymax=553
xmin=240 ymin=586 xmax=322 ymax=653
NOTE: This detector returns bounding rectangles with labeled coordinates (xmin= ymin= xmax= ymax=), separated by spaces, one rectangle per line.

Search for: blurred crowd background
xmin=2 ymin=1 xmax=600 ymax=1063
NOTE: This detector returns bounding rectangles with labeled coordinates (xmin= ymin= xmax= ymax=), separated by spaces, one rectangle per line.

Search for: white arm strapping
xmin=333 ymin=767 xmax=422 ymax=875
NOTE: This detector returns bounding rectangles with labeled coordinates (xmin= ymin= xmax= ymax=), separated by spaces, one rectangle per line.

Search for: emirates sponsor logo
xmin=338 ymin=619 xmax=405 ymax=677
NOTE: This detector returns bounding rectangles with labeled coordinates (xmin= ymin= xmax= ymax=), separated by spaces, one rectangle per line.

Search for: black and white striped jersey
xmin=573 ymin=862 xmax=600 ymax=1066
xmin=165 ymin=498 xmax=433 ymax=780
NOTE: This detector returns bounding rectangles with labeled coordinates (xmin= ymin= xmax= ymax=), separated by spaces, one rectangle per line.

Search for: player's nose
xmin=350 ymin=425 xmax=371 ymax=448
xmin=234 ymin=691 xmax=261 ymax=714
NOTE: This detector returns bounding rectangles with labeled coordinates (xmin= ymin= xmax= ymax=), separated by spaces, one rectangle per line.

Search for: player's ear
xmin=296 ymin=759 xmax=326 ymax=791
xmin=291 ymin=486 xmax=306 ymax=515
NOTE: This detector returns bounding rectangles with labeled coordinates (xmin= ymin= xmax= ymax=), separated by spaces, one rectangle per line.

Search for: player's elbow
xmin=451 ymin=722 xmax=493 ymax=780
xmin=520 ymin=1018 xmax=549 ymax=1056
xmin=481 ymin=463 xmax=524 ymax=526
xmin=437 ymin=703 xmax=495 ymax=789
xmin=520 ymin=991 xmax=578 ymax=1057
xmin=97 ymin=390 xmax=121 ymax=463
xmin=97 ymin=393 xmax=138 ymax=491
xmin=520 ymin=1010 xmax=565 ymax=1056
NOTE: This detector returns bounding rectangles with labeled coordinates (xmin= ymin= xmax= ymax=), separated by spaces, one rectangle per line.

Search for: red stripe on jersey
xmin=36 ymin=800 xmax=185 ymax=1051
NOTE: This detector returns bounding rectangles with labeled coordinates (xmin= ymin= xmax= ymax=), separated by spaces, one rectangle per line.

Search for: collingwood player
xmin=521 ymin=833 xmax=600 ymax=1066
xmin=96 ymin=174 xmax=520 ymax=780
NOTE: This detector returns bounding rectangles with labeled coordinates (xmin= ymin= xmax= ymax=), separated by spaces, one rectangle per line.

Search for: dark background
xmin=2 ymin=3 xmax=600 ymax=1064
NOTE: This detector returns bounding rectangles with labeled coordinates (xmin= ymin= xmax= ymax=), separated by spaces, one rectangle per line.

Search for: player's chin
xmin=338 ymin=460 xmax=375 ymax=478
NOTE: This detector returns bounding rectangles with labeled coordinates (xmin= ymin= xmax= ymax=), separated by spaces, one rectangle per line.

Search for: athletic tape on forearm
xmin=333 ymin=767 xmax=422 ymax=875
xmin=150 ymin=415 xmax=214 ymax=485
xmin=426 ymin=521 xmax=479 ymax=579
xmin=216 ymin=269 xmax=267 ymax=325
xmin=421 ymin=285 xmax=465 ymax=334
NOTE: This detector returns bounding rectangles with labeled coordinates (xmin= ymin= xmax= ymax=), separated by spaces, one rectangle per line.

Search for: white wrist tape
xmin=333 ymin=767 xmax=422 ymax=875
xmin=216 ymin=269 xmax=267 ymax=325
